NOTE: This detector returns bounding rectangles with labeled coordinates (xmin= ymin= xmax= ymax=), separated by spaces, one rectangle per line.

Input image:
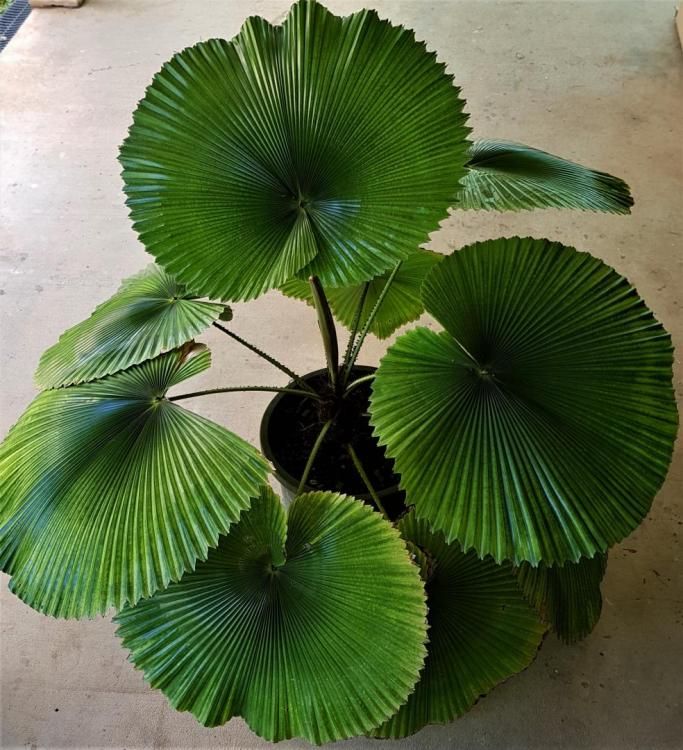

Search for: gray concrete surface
xmin=1 ymin=1 xmax=682 ymax=748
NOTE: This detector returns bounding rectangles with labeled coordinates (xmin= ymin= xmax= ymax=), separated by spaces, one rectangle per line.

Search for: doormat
xmin=0 ymin=0 xmax=31 ymax=53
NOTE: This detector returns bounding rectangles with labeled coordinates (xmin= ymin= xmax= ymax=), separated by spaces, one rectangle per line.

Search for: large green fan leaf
xmin=0 ymin=346 xmax=268 ymax=619
xmin=281 ymin=249 xmax=442 ymax=339
xmin=370 ymin=237 xmax=677 ymax=565
xmin=35 ymin=264 xmax=225 ymax=389
xmin=453 ymin=139 xmax=633 ymax=213
xmin=115 ymin=487 xmax=428 ymax=744
xmin=516 ymin=554 xmax=607 ymax=644
xmin=120 ymin=0 xmax=469 ymax=301
xmin=373 ymin=512 xmax=545 ymax=738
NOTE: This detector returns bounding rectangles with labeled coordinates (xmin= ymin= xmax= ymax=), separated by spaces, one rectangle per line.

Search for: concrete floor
xmin=1 ymin=1 xmax=682 ymax=748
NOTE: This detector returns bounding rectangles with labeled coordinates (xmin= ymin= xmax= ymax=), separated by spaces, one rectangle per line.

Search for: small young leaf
xmin=281 ymin=249 xmax=442 ymax=339
xmin=35 ymin=264 xmax=223 ymax=389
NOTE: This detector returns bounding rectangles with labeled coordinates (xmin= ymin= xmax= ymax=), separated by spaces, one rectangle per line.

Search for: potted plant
xmin=0 ymin=0 xmax=677 ymax=744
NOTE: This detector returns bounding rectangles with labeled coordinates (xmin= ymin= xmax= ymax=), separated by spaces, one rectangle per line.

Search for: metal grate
xmin=0 ymin=0 xmax=31 ymax=53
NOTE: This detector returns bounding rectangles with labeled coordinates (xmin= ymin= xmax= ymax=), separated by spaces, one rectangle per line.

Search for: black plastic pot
xmin=260 ymin=366 xmax=407 ymax=519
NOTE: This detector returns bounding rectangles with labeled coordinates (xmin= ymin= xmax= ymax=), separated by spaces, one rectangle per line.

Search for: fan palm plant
xmin=0 ymin=0 xmax=677 ymax=744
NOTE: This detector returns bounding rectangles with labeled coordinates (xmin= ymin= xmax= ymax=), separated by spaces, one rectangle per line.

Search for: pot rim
xmin=259 ymin=365 xmax=401 ymax=500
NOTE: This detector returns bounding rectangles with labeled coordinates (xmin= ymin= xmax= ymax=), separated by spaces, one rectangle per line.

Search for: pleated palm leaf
xmin=115 ymin=487 xmax=429 ymax=744
xmin=120 ymin=0 xmax=470 ymax=301
xmin=370 ymin=237 xmax=677 ymax=565
xmin=373 ymin=512 xmax=546 ymax=738
xmin=453 ymin=140 xmax=633 ymax=213
xmin=0 ymin=345 xmax=268 ymax=618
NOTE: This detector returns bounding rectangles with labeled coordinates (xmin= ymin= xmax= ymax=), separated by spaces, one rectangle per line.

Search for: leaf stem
xmin=343 ymin=372 xmax=376 ymax=397
xmin=342 ymin=262 xmax=402 ymax=385
xmin=346 ymin=443 xmax=390 ymax=521
xmin=212 ymin=322 xmax=316 ymax=394
xmin=169 ymin=386 xmax=320 ymax=403
xmin=309 ymin=276 xmax=339 ymax=394
xmin=296 ymin=419 xmax=333 ymax=495
xmin=341 ymin=281 xmax=370 ymax=370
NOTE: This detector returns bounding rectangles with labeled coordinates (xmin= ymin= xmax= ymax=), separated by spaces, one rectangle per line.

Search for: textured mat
xmin=0 ymin=0 xmax=30 ymax=53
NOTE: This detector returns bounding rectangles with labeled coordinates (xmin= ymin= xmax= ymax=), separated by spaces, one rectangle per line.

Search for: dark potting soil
xmin=265 ymin=369 xmax=406 ymax=519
